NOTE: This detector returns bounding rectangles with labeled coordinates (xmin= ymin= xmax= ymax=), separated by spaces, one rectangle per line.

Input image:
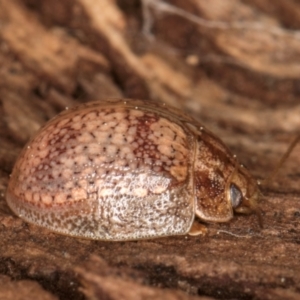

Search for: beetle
xmin=6 ymin=99 xmax=260 ymax=240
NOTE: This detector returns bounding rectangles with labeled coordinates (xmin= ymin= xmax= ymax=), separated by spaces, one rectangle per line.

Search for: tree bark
xmin=0 ymin=0 xmax=300 ymax=299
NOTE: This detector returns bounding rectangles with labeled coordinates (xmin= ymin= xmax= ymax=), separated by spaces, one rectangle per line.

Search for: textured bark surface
xmin=0 ymin=0 xmax=300 ymax=299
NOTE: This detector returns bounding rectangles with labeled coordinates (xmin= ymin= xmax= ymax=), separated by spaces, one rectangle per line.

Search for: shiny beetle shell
xmin=6 ymin=99 xmax=259 ymax=240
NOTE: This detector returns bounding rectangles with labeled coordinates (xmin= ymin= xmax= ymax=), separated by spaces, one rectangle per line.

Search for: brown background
xmin=0 ymin=0 xmax=300 ymax=299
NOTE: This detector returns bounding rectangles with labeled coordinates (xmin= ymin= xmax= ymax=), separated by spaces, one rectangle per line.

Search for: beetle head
xmin=226 ymin=163 xmax=262 ymax=226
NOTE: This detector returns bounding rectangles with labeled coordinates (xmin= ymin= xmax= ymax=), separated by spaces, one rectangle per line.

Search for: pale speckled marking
xmin=7 ymin=102 xmax=196 ymax=240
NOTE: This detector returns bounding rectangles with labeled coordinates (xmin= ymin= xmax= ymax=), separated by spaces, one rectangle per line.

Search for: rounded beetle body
xmin=6 ymin=99 xmax=259 ymax=240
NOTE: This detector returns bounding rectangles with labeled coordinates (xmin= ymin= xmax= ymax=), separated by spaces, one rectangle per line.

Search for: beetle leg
xmin=188 ymin=221 xmax=208 ymax=236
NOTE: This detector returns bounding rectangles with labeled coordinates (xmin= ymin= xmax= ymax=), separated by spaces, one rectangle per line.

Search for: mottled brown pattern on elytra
xmin=7 ymin=100 xmax=197 ymax=240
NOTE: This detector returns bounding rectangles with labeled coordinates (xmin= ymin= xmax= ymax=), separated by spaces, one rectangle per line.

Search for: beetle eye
xmin=230 ymin=183 xmax=243 ymax=208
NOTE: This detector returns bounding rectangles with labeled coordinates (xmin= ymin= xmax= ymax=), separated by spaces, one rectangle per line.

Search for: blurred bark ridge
xmin=0 ymin=0 xmax=300 ymax=299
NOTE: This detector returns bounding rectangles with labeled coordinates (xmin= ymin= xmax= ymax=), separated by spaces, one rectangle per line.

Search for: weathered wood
xmin=0 ymin=0 xmax=299 ymax=299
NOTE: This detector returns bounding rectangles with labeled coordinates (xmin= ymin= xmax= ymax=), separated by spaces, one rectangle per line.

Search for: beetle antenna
xmin=258 ymin=134 xmax=300 ymax=188
xmin=253 ymin=205 xmax=263 ymax=228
